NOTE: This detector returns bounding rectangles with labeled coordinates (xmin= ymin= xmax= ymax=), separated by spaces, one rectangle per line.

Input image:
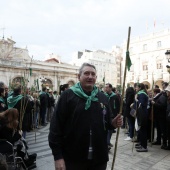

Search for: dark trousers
xmin=40 ymin=108 xmax=46 ymax=124
xmin=147 ymin=119 xmax=155 ymax=141
xmin=107 ymin=130 xmax=112 ymax=145
xmin=65 ymin=161 xmax=107 ymax=170
xmin=139 ymin=115 xmax=148 ymax=148
xmin=155 ymin=118 xmax=167 ymax=144
xmin=127 ymin=116 xmax=135 ymax=138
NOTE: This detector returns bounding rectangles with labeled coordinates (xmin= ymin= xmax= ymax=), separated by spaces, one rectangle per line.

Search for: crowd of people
xmin=123 ymin=82 xmax=170 ymax=152
xmin=0 ymin=81 xmax=66 ymax=169
xmin=1 ymin=62 xmax=170 ymax=170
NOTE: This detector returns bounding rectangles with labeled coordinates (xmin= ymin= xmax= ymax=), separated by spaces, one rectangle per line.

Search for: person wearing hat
xmin=165 ymin=85 xmax=170 ymax=150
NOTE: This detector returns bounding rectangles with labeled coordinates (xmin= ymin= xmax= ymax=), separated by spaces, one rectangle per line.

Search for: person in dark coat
xmin=164 ymin=85 xmax=170 ymax=150
xmin=152 ymin=88 xmax=167 ymax=149
xmin=39 ymin=87 xmax=48 ymax=126
xmin=7 ymin=85 xmax=32 ymax=139
xmin=48 ymin=63 xmax=123 ymax=170
xmin=105 ymin=83 xmax=120 ymax=149
xmin=134 ymin=83 xmax=149 ymax=152
xmin=124 ymin=87 xmax=135 ymax=141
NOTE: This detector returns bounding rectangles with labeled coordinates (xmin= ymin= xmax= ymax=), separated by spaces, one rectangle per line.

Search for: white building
xmin=72 ymin=49 xmax=118 ymax=86
xmin=122 ymin=29 xmax=170 ymax=89
xmin=0 ymin=38 xmax=79 ymax=91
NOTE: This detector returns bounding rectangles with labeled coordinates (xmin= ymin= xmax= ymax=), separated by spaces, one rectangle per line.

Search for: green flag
xmin=126 ymin=51 xmax=132 ymax=71
xmin=29 ymin=68 xmax=32 ymax=76
xmin=103 ymin=72 xmax=105 ymax=83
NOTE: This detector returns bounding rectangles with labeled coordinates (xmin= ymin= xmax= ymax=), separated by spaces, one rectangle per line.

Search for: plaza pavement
xmin=26 ymin=124 xmax=170 ymax=170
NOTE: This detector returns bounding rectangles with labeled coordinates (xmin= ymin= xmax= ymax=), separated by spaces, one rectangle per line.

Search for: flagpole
xmin=111 ymin=27 xmax=131 ymax=170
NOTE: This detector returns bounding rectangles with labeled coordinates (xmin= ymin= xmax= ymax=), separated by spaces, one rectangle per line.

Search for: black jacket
xmin=12 ymin=93 xmax=32 ymax=131
xmin=48 ymin=89 xmax=113 ymax=164
xmin=39 ymin=92 xmax=48 ymax=109
xmin=153 ymin=93 xmax=167 ymax=120
xmin=108 ymin=94 xmax=120 ymax=118
xmin=124 ymin=91 xmax=135 ymax=118
xmin=0 ymin=120 xmax=21 ymax=144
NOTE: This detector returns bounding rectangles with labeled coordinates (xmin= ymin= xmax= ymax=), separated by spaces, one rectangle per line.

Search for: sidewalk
xmin=107 ymin=129 xmax=170 ymax=170
xmin=27 ymin=125 xmax=170 ymax=170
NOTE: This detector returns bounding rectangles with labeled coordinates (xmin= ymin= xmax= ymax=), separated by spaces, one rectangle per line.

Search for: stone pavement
xmin=26 ymin=124 xmax=170 ymax=170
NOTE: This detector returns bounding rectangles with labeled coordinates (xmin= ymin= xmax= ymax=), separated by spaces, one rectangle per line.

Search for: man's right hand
xmin=55 ymin=159 xmax=66 ymax=170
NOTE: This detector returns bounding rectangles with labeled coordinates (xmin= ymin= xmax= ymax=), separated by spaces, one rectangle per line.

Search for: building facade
xmin=72 ymin=49 xmax=118 ymax=86
xmin=122 ymin=29 xmax=170 ymax=89
xmin=0 ymin=38 xmax=79 ymax=92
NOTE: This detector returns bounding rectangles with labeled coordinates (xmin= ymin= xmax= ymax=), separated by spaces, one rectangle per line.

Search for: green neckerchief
xmin=137 ymin=90 xmax=147 ymax=96
xmin=105 ymin=92 xmax=116 ymax=109
xmin=7 ymin=95 xmax=23 ymax=109
xmin=105 ymin=92 xmax=116 ymax=100
xmin=70 ymin=82 xmax=98 ymax=110
xmin=39 ymin=91 xmax=46 ymax=96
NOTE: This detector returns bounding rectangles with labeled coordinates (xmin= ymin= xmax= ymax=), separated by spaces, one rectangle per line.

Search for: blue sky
xmin=0 ymin=0 xmax=169 ymax=62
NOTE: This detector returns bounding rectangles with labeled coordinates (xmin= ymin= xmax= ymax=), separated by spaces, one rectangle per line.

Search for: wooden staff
xmin=111 ymin=27 xmax=131 ymax=170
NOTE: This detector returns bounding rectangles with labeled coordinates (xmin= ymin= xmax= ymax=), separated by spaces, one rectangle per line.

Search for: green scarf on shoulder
xmin=70 ymin=82 xmax=98 ymax=110
xmin=105 ymin=92 xmax=116 ymax=109
xmin=7 ymin=95 xmax=23 ymax=109
xmin=137 ymin=90 xmax=148 ymax=96
xmin=105 ymin=92 xmax=116 ymax=100
xmin=39 ymin=91 xmax=47 ymax=96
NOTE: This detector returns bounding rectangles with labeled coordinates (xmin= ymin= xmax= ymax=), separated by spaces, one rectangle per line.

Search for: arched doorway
xmin=12 ymin=77 xmax=23 ymax=84
xmin=41 ymin=78 xmax=53 ymax=89
xmin=67 ymin=80 xmax=75 ymax=87
xmin=128 ymin=82 xmax=134 ymax=87
xmin=142 ymin=81 xmax=150 ymax=89
xmin=155 ymin=80 xmax=163 ymax=89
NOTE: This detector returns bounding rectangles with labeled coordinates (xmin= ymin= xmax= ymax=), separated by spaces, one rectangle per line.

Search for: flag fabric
xmin=29 ymin=68 xmax=32 ymax=76
xmin=103 ymin=72 xmax=105 ymax=83
xmin=36 ymin=79 xmax=39 ymax=91
xmin=126 ymin=51 xmax=132 ymax=71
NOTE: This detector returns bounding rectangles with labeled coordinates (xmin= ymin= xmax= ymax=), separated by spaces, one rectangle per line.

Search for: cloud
xmin=0 ymin=0 xmax=170 ymax=62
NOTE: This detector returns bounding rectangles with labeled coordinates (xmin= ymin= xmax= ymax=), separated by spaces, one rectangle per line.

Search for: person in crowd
xmin=25 ymin=88 xmax=34 ymax=131
xmin=0 ymin=85 xmax=7 ymax=113
xmin=154 ymin=85 xmax=159 ymax=89
xmin=59 ymin=84 xmax=69 ymax=95
xmin=124 ymin=87 xmax=135 ymax=141
xmin=147 ymin=89 xmax=155 ymax=142
xmin=53 ymin=91 xmax=59 ymax=107
xmin=32 ymin=93 xmax=40 ymax=128
xmin=0 ymin=108 xmax=37 ymax=168
xmin=152 ymin=87 xmax=167 ymax=149
xmin=39 ymin=87 xmax=48 ymax=126
xmin=105 ymin=83 xmax=120 ymax=150
xmin=7 ymin=85 xmax=32 ymax=139
xmin=48 ymin=63 xmax=123 ymax=170
xmin=134 ymin=83 xmax=149 ymax=152
xmin=165 ymin=85 xmax=170 ymax=150
xmin=48 ymin=89 xmax=55 ymax=121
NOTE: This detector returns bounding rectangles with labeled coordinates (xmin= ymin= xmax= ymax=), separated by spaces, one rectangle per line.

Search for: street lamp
xmin=165 ymin=50 xmax=170 ymax=73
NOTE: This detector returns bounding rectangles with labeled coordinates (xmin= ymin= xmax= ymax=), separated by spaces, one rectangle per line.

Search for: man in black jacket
xmin=48 ymin=63 xmax=123 ymax=170
xmin=105 ymin=83 xmax=120 ymax=148
xmin=39 ymin=87 xmax=48 ymax=126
